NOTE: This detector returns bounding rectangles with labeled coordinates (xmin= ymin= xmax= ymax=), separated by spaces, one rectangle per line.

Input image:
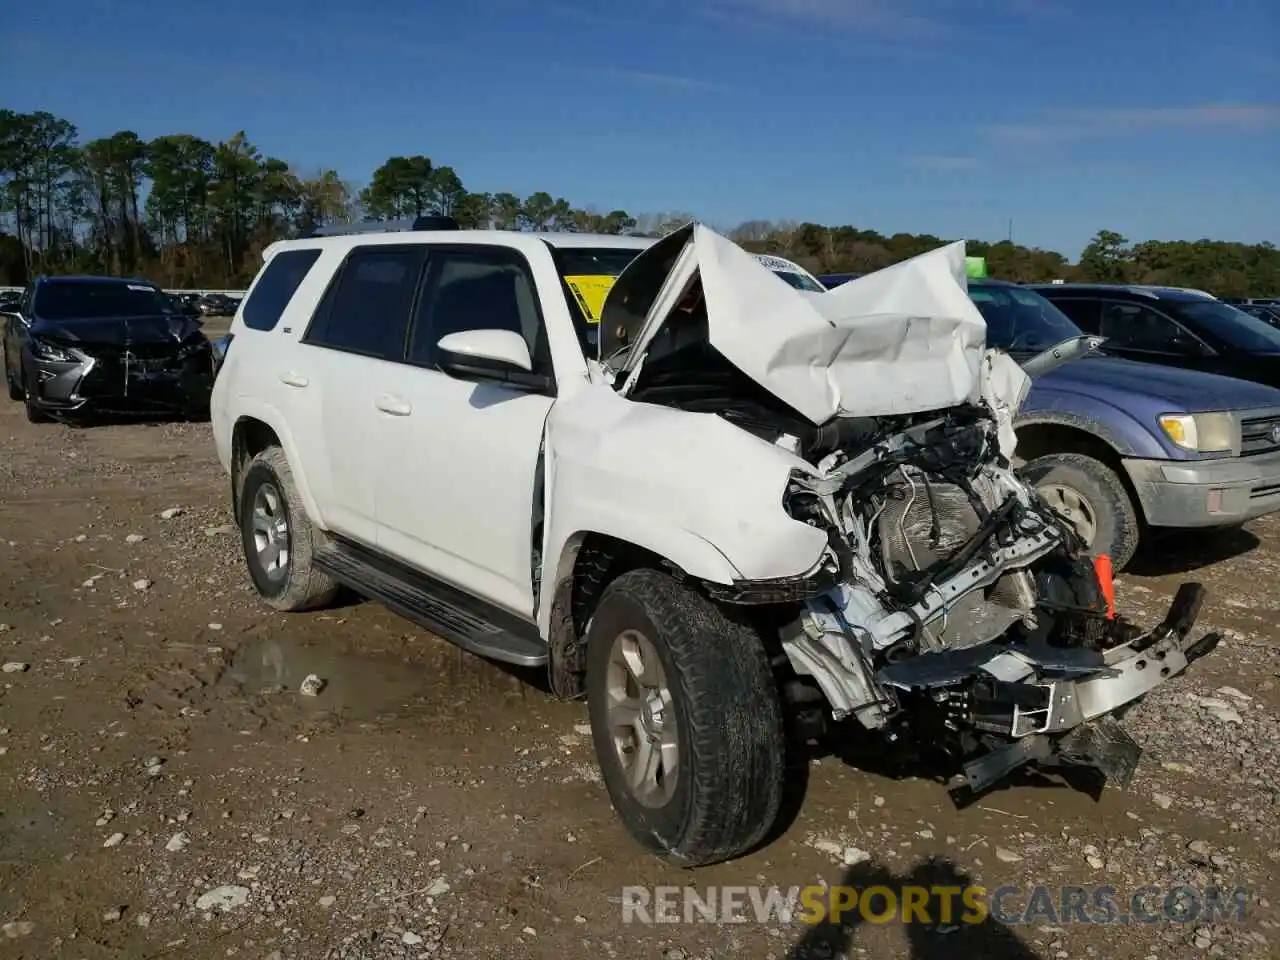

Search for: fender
xmin=1017 ymin=390 xmax=1171 ymax=460
xmin=537 ymin=517 xmax=742 ymax=638
xmin=534 ymin=388 xmax=830 ymax=638
xmin=230 ymin=397 xmax=328 ymax=531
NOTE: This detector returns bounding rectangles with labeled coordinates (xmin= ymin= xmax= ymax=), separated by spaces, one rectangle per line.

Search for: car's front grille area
xmin=1240 ymin=412 xmax=1280 ymax=456
xmin=82 ymin=342 xmax=194 ymax=365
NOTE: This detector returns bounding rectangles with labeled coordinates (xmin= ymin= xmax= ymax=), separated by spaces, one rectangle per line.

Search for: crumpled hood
xmin=599 ymin=223 xmax=987 ymax=423
xmin=32 ymin=314 xmax=206 ymax=347
xmin=1039 ymin=355 xmax=1280 ymax=412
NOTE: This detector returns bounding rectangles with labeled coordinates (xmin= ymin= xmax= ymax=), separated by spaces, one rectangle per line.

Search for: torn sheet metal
xmin=600 ymin=223 xmax=989 ymax=423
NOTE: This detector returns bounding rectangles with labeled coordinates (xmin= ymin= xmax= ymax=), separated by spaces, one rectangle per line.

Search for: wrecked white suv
xmin=211 ymin=220 xmax=1219 ymax=867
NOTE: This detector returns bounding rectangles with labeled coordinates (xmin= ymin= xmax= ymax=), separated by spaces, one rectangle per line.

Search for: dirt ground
xmin=0 ymin=394 xmax=1277 ymax=960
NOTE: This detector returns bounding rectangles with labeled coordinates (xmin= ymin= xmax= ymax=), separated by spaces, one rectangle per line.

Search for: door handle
xmin=375 ymin=394 xmax=412 ymax=416
xmin=279 ymin=372 xmax=309 ymax=388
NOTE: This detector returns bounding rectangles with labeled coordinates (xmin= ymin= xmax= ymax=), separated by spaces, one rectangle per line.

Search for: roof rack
xmin=301 ymin=214 xmax=459 ymax=239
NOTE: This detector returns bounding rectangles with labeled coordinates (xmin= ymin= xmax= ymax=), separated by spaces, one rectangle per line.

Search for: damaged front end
xmin=771 ymin=406 xmax=1219 ymax=798
xmin=594 ymin=223 xmax=1220 ymax=800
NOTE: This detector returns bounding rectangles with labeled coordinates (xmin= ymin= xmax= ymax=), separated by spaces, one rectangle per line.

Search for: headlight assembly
xmin=28 ymin=338 xmax=78 ymax=363
xmin=1158 ymin=412 xmax=1239 ymax=455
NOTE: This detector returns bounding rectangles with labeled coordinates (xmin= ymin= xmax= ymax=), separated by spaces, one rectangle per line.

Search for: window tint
xmin=1099 ymin=302 xmax=1193 ymax=353
xmin=242 ymin=249 xmax=321 ymax=331
xmin=305 ymin=246 xmax=426 ymax=360
xmin=408 ymin=247 xmax=547 ymax=374
xmin=1047 ymin=297 xmax=1101 ymax=332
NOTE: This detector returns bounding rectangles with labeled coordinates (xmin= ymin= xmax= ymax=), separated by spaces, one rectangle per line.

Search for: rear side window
xmin=242 ymin=249 xmax=322 ymax=331
xmin=304 ymin=246 xmax=427 ymax=360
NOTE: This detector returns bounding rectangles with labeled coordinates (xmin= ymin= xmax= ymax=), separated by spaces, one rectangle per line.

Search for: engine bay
xmin=744 ymin=403 xmax=1216 ymax=798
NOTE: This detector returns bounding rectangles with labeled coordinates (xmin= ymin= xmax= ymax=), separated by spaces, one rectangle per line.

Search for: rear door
xmin=295 ymin=244 xmax=428 ymax=546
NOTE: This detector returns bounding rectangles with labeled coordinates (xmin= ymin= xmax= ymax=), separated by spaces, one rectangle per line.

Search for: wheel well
xmin=546 ymin=532 xmax=671 ymax=700
xmin=1016 ymin=422 xmax=1144 ymax=519
xmin=230 ymin=417 xmax=281 ymax=521
xmin=568 ymin=533 xmax=667 ymax=634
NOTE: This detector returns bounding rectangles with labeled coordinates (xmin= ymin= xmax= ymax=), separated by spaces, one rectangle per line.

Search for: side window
xmin=1051 ymin=298 xmax=1100 ymax=332
xmin=304 ymin=246 xmax=426 ymax=360
xmin=407 ymin=247 xmax=549 ymax=376
xmin=1099 ymin=301 xmax=1191 ymax=353
xmin=241 ymin=248 xmax=322 ymax=331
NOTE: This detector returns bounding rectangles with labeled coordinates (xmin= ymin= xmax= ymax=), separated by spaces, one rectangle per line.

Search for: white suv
xmin=212 ymin=220 xmax=1219 ymax=866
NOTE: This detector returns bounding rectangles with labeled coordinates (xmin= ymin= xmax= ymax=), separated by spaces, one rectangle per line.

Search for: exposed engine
xmin=756 ymin=404 xmax=1219 ymax=799
xmin=621 ymin=305 xmax=1218 ymax=799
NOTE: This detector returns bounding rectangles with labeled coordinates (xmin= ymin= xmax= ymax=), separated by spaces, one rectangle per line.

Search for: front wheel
xmin=585 ymin=569 xmax=785 ymax=867
xmin=1022 ymin=452 xmax=1140 ymax=569
xmin=4 ymin=347 xmax=22 ymax=402
xmin=23 ymin=380 xmax=50 ymax=423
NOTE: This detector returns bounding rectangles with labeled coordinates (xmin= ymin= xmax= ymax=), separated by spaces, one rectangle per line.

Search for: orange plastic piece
xmin=1094 ymin=554 xmax=1116 ymax=620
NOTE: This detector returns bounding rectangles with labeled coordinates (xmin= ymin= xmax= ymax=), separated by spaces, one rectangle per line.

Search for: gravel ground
xmin=0 ymin=401 xmax=1276 ymax=959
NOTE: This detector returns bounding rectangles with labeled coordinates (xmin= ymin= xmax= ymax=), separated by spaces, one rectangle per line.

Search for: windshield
xmin=1168 ymin=300 xmax=1280 ymax=353
xmin=772 ymin=269 xmax=826 ymax=293
xmin=556 ymin=246 xmax=647 ymax=355
xmin=968 ymin=283 xmax=1085 ymax=352
xmin=556 ymin=247 xmax=643 ymax=279
xmin=34 ymin=281 xmax=173 ymax=321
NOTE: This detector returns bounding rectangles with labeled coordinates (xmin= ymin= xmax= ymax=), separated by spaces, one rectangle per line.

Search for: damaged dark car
xmin=2 ymin=276 xmax=215 ymax=423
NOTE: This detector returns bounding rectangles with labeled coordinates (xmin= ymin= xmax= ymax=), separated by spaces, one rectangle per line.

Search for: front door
xmin=373 ymin=244 xmax=555 ymax=620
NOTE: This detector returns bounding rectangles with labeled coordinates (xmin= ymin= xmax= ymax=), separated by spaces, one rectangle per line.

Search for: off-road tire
xmin=4 ymin=347 xmax=22 ymax=402
xmin=585 ymin=569 xmax=785 ymax=867
xmin=1022 ymin=452 xmax=1140 ymax=570
xmin=238 ymin=446 xmax=339 ymax=612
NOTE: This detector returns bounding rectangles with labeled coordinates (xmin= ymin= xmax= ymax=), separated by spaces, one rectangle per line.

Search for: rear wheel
xmin=585 ymin=569 xmax=785 ymax=867
xmin=1022 ymin=452 xmax=1140 ymax=569
xmin=237 ymin=446 xmax=338 ymax=612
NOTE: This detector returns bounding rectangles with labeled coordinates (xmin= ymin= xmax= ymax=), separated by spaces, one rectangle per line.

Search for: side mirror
xmin=1020 ymin=335 xmax=1106 ymax=379
xmin=436 ymin=329 xmax=552 ymax=392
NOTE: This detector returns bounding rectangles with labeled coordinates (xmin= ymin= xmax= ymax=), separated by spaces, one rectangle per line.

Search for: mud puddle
xmin=219 ymin=629 xmax=551 ymax=727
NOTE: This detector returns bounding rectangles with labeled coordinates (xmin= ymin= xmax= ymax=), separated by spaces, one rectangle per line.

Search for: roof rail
xmin=301 ymin=214 xmax=459 ymax=239
xmin=1122 ymin=286 xmax=1161 ymax=299
xmin=1126 ymin=284 xmax=1217 ymax=300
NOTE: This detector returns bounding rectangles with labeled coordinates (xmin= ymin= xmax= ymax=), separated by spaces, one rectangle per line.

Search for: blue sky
xmin=4 ymin=0 xmax=1278 ymax=258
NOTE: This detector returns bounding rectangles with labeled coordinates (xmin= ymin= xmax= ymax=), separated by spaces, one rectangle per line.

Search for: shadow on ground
xmin=1128 ymin=525 xmax=1260 ymax=576
xmin=790 ymin=857 xmax=1043 ymax=959
xmin=46 ymin=408 xmax=211 ymax=428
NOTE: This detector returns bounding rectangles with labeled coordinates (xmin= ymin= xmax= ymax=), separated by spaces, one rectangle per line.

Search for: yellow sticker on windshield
xmin=564 ymin=275 xmax=617 ymax=324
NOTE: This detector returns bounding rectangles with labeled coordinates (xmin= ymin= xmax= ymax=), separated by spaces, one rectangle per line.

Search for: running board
xmin=313 ymin=539 xmax=547 ymax=668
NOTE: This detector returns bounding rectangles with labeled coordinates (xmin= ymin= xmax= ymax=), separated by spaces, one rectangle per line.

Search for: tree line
xmin=2 ymin=108 xmax=1277 ymax=296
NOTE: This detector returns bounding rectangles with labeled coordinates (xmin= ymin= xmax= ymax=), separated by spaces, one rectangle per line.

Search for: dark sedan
xmin=2 ymin=276 xmax=214 ymax=423
xmin=1027 ymin=283 xmax=1280 ymax=390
